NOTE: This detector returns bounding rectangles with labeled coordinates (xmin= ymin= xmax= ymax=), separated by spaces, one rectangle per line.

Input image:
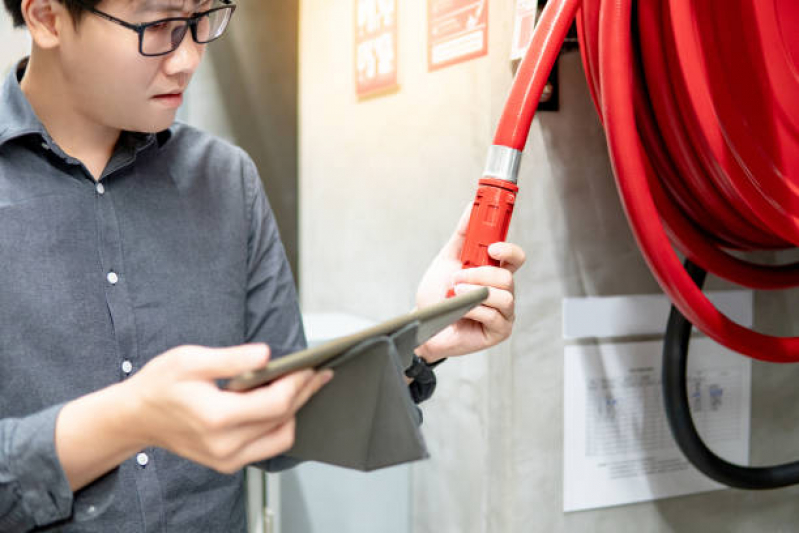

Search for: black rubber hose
xmin=662 ymin=260 xmax=799 ymax=489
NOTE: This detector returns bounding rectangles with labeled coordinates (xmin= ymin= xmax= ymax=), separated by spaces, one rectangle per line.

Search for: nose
xmin=162 ymin=29 xmax=205 ymax=77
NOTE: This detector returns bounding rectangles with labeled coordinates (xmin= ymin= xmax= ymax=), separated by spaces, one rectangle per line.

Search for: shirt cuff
xmin=1 ymin=403 xmax=73 ymax=529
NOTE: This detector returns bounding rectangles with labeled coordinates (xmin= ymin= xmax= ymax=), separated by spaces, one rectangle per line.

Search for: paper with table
xmin=562 ymin=292 xmax=752 ymax=512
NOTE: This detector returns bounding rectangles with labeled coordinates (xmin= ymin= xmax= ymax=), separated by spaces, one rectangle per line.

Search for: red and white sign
xmin=511 ymin=0 xmax=538 ymax=60
xmin=428 ymin=0 xmax=488 ymax=71
xmin=355 ymin=0 xmax=398 ymax=98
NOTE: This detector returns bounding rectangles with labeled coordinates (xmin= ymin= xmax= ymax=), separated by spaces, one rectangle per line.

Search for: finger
xmin=200 ymin=415 xmax=289 ymax=463
xmin=452 ymin=265 xmax=514 ymax=293
xmin=233 ymin=369 xmax=332 ymax=422
xmin=230 ymin=369 xmax=334 ymax=432
xmin=487 ymin=242 xmax=526 ymax=274
xmin=462 ymin=304 xmax=513 ymax=340
xmin=453 ymin=283 xmax=515 ymax=321
xmin=232 ymin=417 xmax=298 ymax=469
xmin=441 ymin=203 xmax=473 ymax=261
xmin=182 ymin=344 xmax=270 ymax=380
xmin=288 ymin=369 xmax=335 ymax=414
xmin=208 ymin=417 xmax=298 ymax=473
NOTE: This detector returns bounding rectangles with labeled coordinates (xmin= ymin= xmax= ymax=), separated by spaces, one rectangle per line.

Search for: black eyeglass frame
xmin=73 ymin=0 xmax=237 ymax=57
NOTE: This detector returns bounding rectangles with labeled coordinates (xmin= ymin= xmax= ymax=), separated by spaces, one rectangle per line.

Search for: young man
xmin=0 ymin=0 xmax=526 ymax=531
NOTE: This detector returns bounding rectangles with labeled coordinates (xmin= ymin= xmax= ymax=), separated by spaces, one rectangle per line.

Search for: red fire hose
xmin=454 ymin=0 xmax=581 ymax=275
xmin=457 ymin=0 xmax=799 ymax=363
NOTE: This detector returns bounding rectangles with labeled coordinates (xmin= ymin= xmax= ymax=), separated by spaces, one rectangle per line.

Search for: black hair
xmin=3 ymin=0 xmax=101 ymax=28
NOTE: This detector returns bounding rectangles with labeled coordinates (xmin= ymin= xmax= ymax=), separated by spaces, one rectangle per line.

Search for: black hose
xmin=662 ymin=260 xmax=799 ymax=489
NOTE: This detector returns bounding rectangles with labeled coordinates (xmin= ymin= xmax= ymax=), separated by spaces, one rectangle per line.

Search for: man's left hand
xmin=415 ymin=205 xmax=526 ymax=362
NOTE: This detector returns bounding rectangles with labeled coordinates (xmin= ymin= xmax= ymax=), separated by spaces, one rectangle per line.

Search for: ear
xmin=20 ymin=0 xmax=70 ymax=50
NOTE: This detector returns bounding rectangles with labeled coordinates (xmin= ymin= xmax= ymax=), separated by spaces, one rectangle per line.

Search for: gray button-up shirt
xmin=0 ymin=60 xmax=305 ymax=532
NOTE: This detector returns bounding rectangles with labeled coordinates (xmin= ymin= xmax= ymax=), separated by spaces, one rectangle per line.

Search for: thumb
xmin=442 ymin=202 xmax=473 ymax=260
xmin=187 ymin=343 xmax=270 ymax=380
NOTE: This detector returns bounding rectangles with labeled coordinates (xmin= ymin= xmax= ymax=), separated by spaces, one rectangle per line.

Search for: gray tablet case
xmin=287 ymin=321 xmax=425 ymax=471
xmin=246 ymin=288 xmax=489 ymax=471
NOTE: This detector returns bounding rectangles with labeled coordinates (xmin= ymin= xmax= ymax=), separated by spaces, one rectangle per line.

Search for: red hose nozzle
xmin=448 ymin=176 xmax=518 ymax=298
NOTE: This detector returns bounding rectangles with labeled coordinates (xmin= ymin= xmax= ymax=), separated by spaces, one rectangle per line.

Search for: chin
xmin=128 ymin=114 xmax=177 ymax=134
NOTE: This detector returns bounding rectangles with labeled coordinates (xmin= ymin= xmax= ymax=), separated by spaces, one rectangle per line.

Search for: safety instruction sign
xmin=511 ymin=0 xmax=538 ymax=61
xmin=355 ymin=0 xmax=398 ymax=98
xmin=428 ymin=0 xmax=488 ymax=71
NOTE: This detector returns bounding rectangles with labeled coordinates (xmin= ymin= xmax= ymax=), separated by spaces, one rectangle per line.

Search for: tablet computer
xmin=223 ymin=287 xmax=489 ymax=391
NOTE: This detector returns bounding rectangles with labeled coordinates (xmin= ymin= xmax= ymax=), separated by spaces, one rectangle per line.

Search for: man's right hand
xmin=55 ymin=344 xmax=332 ymax=491
xmin=130 ymin=344 xmax=332 ymax=473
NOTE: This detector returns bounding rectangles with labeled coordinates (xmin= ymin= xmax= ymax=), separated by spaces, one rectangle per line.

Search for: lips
xmin=152 ymin=92 xmax=184 ymax=108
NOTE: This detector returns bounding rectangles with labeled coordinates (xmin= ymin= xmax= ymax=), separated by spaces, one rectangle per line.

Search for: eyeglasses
xmin=75 ymin=0 xmax=237 ymax=57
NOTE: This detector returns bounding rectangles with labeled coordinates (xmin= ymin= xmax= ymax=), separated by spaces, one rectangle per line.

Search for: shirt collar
xmin=0 ymin=57 xmax=173 ymax=151
xmin=0 ymin=58 xmax=47 ymax=146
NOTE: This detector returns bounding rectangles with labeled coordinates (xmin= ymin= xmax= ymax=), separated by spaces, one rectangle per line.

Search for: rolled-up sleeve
xmin=0 ymin=404 xmax=73 ymax=532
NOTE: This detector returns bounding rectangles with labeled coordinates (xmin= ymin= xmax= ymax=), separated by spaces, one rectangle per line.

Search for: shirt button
xmin=96 ymin=183 xmax=105 ymax=195
xmin=136 ymin=452 xmax=149 ymax=467
xmin=121 ymin=360 xmax=133 ymax=374
xmin=107 ymin=271 xmax=119 ymax=285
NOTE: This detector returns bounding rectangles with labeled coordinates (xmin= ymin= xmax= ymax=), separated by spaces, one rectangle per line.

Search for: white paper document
xmin=563 ymin=292 xmax=753 ymax=340
xmin=562 ymin=292 xmax=752 ymax=512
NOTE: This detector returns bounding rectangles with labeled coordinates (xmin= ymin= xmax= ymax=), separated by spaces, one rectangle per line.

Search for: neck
xmin=20 ymin=50 xmax=120 ymax=180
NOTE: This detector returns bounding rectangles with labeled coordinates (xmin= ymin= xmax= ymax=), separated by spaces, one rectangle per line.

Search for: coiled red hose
xmin=595 ymin=0 xmax=799 ymax=362
xmin=507 ymin=0 xmax=799 ymax=362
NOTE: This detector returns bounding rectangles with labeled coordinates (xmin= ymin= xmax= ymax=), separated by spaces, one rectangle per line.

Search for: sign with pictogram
xmin=356 ymin=0 xmax=398 ymax=98
xmin=428 ymin=0 xmax=488 ymax=71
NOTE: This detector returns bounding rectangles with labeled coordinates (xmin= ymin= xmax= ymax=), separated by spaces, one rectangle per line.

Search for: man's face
xmin=57 ymin=0 xmax=213 ymax=133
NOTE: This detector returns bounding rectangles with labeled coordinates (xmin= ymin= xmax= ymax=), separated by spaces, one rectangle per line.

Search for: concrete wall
xmin=298 ymin=1 xmax=799 ymax=532
xmin=0 ymin=11 xmax=31 ymax=75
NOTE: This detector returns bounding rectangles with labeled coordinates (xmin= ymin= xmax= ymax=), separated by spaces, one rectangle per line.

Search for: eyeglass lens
xmin=141 ymin=7 xmax=232 ymax=55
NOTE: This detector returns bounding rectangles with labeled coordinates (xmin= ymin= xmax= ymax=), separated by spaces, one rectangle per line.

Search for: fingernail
xmin=488 ymin=243 xmax=502 ymax=256
xmin=320 ymin=370 xmax=334 ymax=384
